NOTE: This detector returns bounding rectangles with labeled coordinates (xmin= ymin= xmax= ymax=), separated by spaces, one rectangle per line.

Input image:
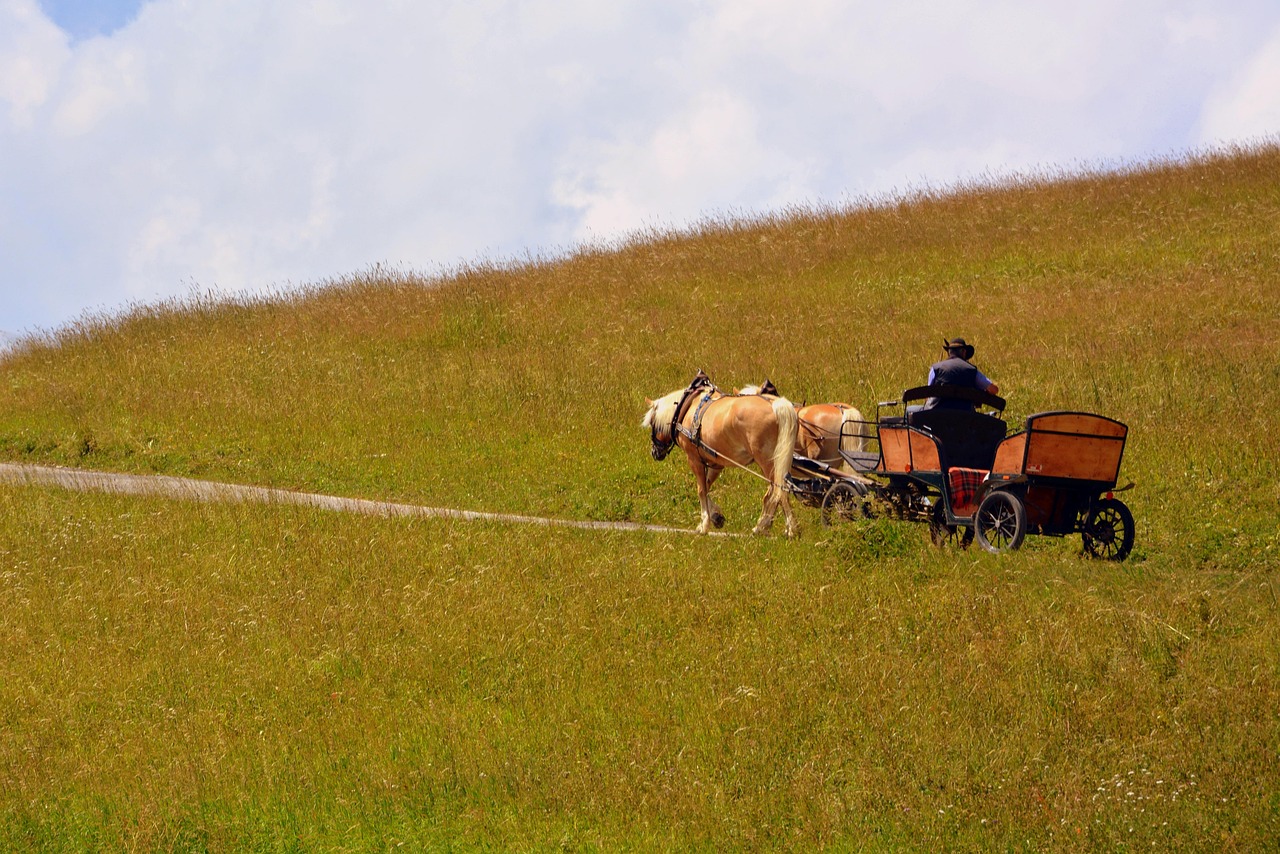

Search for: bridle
xmin=650 ymin=413 xmax=677 ymax=460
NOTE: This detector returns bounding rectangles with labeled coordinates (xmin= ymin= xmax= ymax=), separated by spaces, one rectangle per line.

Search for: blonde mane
xmin=641 ymin=389 xmax=685 ymax=434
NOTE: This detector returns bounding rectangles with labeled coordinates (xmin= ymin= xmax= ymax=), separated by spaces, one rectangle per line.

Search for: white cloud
xmin=0 ymin=0 xmax=69 ymax=127
xmin=553 ymin=91 xmax=819 ymax=236
xmin=2 ymin=0 xmax=1280 ymax=334
xmin=52 ymin=41 xmax=147 ymax=136
xmin=1197 ymin=22 xmax=1280 ymax=144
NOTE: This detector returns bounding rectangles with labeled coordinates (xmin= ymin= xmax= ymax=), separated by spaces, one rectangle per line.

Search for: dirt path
xmin=0 ymin=463 xmax=721 ymax=536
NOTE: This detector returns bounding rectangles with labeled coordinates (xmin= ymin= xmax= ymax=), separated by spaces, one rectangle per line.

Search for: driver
xmin=924 ymin=337 xmax=999 ymax=410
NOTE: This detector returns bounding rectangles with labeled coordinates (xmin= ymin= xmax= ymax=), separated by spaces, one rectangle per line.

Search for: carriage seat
xmin=908 ymin=408 xmax=1007 ymax=471
xmin=947 ymin=467 xmax=989 ymax=517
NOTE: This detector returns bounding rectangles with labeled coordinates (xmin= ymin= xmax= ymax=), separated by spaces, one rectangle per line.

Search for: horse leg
xmin=754 ymin=481 xmax=797 ymax=537
xmin=705 ymin=466 xmax=725 ymax=528
xmin=685 ymin=450 xmax=715 ymax=534
xmin=780 ymin=487 xmax=798 ymax=538
xmin=752 ymin=463 xmax=779 ymax=535
xmin=754 ymin=490 xmax=777 ymax=534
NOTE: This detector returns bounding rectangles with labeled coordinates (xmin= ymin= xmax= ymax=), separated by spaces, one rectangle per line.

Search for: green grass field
xmin=1 ymin=145 xmax=1278 ymax=850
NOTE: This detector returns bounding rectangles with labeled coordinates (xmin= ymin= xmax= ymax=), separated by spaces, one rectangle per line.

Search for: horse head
xmin=642 ymin=390 xmax=683 ymax=460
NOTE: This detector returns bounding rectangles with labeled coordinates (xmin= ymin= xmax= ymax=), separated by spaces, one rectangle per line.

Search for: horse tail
xmin=770 ymin=396 xmax=798 ymax=489
xmin=839 ymin=406 xmax=867 ymax=454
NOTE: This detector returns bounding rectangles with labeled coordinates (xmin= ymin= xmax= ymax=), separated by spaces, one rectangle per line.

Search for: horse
xmin=643 ymin=378 xmax=799 ymax=536
xmin=738 ymin=383 xmax=868 ymax=469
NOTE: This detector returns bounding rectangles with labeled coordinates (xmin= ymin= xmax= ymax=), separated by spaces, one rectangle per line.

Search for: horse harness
xmin=652 ymin=374 xmax=781 ymax=487
xmin=675 ymin=390 xmax=722 ymax=463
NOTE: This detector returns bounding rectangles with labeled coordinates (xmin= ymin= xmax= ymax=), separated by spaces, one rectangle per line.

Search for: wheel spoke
xmin=1082 ymin=498 xmax=1135 ymax=561
xmin=975 ymin=491 xmax=1026 ymax=553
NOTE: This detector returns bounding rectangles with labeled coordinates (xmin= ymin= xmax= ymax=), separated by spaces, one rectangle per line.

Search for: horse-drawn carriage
xmin=644 ymin=374 xmax=1136 ymax=559
xmin=788 ymin=385 xmax=1136 ymax=559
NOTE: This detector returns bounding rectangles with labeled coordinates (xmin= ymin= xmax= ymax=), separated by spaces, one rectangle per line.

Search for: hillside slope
xmin=2 ymin=145 xmax=1278 ymax=541
xmin=1 ymin=145 xmax=1278 ymax=850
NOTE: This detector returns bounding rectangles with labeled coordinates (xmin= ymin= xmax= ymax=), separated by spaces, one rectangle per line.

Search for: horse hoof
xmin=712 ymin=513 xmax=725 ymax=529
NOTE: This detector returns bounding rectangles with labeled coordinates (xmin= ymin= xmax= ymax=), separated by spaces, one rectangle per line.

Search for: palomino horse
xmin=738 ymin=383 xmax=868 ymax=469
xmin=643 ymin=378 xmax=799 ymax=536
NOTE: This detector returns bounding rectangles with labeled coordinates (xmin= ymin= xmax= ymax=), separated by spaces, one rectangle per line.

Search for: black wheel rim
xmin=979 ymin=497 xmax=1017 ymax=550
xmin=1083 ymin=501 xmax=1134 ymax=561
xmin=821 ymin=484 xmax=858 ymax=526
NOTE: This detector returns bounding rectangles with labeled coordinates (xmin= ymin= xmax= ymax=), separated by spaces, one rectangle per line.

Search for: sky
xmin=2 ymin=0 xmax=1279 ymax=337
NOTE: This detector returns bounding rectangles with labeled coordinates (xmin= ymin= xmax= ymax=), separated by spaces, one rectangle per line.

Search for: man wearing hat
xmin=924 ymin=337 xmax=999 ymax=410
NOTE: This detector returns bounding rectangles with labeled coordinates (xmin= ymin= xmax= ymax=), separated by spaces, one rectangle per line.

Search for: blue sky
xmin=2 ymin=0 xmax=1279 ymax=338
xmin=39 ymin=0 xmax=145 ymax=41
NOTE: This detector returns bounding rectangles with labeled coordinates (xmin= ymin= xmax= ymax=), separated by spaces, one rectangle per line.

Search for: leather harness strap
xmin=676 ymin=390 xmax=722 ymax=462
xmin=651 ymin=372 xmax=715 ymax=460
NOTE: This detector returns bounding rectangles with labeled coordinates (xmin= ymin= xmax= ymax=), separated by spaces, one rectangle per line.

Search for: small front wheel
xmin=1082 ymin=498 xmax=1135 ymax=561
xmin=975 ymin=490 xmax=1026 ymax=553
xmin=821 ymin=481 xmax=864 ymax=526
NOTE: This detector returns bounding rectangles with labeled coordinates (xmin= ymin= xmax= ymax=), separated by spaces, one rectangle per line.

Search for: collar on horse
xmin=651 ymin=370 xmax=715 ymax=461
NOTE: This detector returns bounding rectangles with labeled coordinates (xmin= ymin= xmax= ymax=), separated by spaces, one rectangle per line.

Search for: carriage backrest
xmin=992 ymin=431 xmax=1027 ymax=474
xmin=907 ymin=408 xmax=1007 ymax=470
xmin=902 ymin=384 xmax=1006 ymax=412
xmin=996 ymin=412 xmax=1127 ymax=485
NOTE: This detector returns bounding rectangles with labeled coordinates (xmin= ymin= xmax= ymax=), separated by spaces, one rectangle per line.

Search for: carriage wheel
xmin=821 ymin=482 xmax=864 ymax=526
xmin=1082 ymin=498 xmax=1135 ymax=561
xmin=929 ymin=503 xmax=973 ymax=549
xmin=975 ymin=490 xmax=1026 ymax=553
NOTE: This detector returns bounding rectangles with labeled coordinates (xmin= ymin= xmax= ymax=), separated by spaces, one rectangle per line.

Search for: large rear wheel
xmin=1082 ymin=498 xmax=1135 ymax=561
xmin=975 ymin=490 xmax=1026 ymax=553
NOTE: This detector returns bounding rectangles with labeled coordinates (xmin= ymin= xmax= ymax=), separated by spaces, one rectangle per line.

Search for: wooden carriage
xmin=826 ymin=385 xmax=1135 ymax=558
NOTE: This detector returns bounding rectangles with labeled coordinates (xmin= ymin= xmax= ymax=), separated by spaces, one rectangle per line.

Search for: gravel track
xmin=0 ymin=463 xmax=720 ymax=536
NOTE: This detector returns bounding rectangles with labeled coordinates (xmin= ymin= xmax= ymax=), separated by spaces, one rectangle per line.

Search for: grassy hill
xmin=1 ymin=145 xmax=1277 ymax=850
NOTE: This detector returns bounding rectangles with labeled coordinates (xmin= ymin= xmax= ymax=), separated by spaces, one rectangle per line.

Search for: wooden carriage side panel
xmin=992 ymin=432 xmax=1027 ymax=474
xmin=1024 ymin=434 xmax=1123 ymax=482
xmin=1023 ymin=413 xmax=1127 ymax=484
xmin=876 ymin=426 xmax=909 ymax=473
xmin=910 ymin=430 xmax=942 ymax=472
xmin=877 ymin=426 xmax=941 ymax=473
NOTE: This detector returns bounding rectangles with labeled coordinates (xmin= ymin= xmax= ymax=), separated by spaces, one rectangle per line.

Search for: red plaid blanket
xmin=948 ymin=467 xmax=989 ymax=517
